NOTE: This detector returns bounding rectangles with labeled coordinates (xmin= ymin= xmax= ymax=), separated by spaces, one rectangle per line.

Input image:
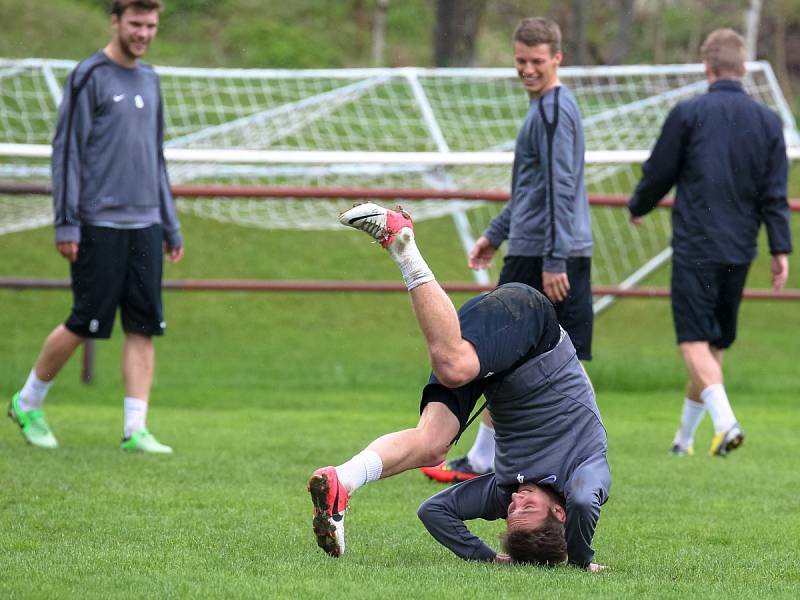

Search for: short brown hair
xmin=513 ymin=17 xmax=562 ymax=55
xmin=701 ymin=28 xmax=746 ymax=78
xmin=110 ymin=0 xmax=163 ymax=17
xmin=501 ymin=512 xmax=567 ymax=566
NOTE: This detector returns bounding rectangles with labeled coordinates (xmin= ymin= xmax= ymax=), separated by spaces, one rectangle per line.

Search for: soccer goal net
xmin=2 ymin=59 xmax=798 ymax=294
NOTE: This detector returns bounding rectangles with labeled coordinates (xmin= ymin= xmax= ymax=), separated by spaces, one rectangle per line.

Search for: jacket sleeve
xmin=564 ymin=455 xmax=611 ymax=569
xmin=628 ymin=105 xmax=687 ymax=218
xmin=758 ymin=118 xmax=792 ymax=256
xmin=417 ymin=475 xmax=506 ymax=562
xmin=543 ymin=106 xmax=581 ymax=272
xmin=156 ymin=78 xmax=183 ymax=249
xmin=484 ymin=198 xmax=512 ymax=249
xmin=51 ymin=69 xmax=94 ymax=244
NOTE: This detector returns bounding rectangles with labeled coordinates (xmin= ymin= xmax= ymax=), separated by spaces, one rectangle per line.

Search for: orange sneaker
xmin=308 ymin=466 xmax=349 ymax=557
xmin=420 ymin=456 xmax=491 ymax=484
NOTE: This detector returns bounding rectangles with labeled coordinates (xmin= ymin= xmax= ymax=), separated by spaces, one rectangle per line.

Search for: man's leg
xmin=119 ymin=333 xmax=172 ymax=453
xmin=309 ymin=402 xmax=460 ymax=556
xmin=679 ymin=342 xmax=742 ymax=456
xmin=340 ymin=203 xmax=479 ymax=387
xmin=8 ymin=324 xmax=84 ymax=449
xmin=671 ymin=350 xmax=723 ymax=455
xmin=310 ymin=203 xmax=481 ymax=557
xmin=421 ymin=409 xmax=495 ymax=483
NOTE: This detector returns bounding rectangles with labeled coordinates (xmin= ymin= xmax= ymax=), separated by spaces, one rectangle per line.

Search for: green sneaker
xmin=7 ymin=392 xmax=58 ymax=449
xmin=121 ymin=429 xmax=173 ymax=454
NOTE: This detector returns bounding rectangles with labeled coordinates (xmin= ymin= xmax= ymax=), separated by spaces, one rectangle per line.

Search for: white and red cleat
xmin=308 ymin=466 xmax=350 ymax=557
xmin=338 ymin=202 xmax=414 ymax=248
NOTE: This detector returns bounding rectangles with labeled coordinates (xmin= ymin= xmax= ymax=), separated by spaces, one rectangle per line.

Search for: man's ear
xmin=551 ymin=503 xmax=567 ymax=524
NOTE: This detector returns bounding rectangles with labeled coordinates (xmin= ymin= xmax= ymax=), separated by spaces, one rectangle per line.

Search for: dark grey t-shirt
xmin=51 ymin=51 xmax=182 ymax=248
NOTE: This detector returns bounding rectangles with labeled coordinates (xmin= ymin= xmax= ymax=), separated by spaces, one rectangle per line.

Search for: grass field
xmin=1 ymin=213 xmax=799 ymax=599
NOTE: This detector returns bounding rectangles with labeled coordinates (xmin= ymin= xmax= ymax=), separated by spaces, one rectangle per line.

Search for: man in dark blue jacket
xmin=628 ymin=28 xmax=792 ymax=458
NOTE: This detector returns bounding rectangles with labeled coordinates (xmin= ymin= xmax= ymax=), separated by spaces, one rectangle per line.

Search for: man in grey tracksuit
xmin=7 ymin=0 xmax=182 ymax=453
xmin=308 ymin=202 xmax=610 ymax=570
xmin=430 ymin=17 xmax=593 ymax=484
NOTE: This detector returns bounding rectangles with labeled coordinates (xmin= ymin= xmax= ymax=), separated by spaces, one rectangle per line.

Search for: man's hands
xmin=166 ymin=244 xmax=185 ymax=263
xmin=56 ymin=241 xmax=79 ymax=263
xmin=57 ymin=240 xmax=184 ymax=263
xmin=495 ymin=554 xmax=607 ymax=572
xmin=771 ymin=254 xmax=789 ymax=291
xmin=543 ymin=271 xmax=570 ymax=304
xmin=468 ymin=236 xmax=496 ymax=270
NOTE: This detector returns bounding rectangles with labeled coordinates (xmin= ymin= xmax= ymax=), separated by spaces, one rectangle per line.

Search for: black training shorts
xmin=65 ymin=224 xmax=165 ymax=339
xmin=419 ymin=283 xmax=560 ymax=439
xmin=497 ymin=255 xmax=593 ymax=360
xmin=670 ymin=260 xmax=750 ymax=349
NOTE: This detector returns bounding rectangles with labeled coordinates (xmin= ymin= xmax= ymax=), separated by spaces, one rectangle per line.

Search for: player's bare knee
xmin=419 ymin=445 xmax=449 ymax=467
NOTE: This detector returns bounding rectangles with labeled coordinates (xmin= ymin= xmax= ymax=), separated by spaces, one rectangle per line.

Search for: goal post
xmin=2 ymin=58 xmax=799 ymax=293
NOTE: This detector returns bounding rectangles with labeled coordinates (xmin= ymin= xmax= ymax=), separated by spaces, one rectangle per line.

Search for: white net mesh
xmin=1 ymin=59 xmax=797 ymax=287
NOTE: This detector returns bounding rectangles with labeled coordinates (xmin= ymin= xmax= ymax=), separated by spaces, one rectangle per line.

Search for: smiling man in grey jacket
xmin=425 ymin=16 xmax=593 ymax=485
xmin=8 ymin=0 xmax=183 ymax=453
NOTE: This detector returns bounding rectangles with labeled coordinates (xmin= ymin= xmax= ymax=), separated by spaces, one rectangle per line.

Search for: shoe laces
xmin=360 ymin=219 xmax=390 ymax=243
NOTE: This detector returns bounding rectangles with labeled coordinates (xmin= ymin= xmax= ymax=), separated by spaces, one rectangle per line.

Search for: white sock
xmin=123 ymin=397 xmax=148 ymax=438
xmin=19 ymin=369 xmax=52 ymax=411
xmin=466 ymin=422 xmax=495 ymax=472
xmin=700 ymin=383 xmax=737 ymax=433
xmin=387 ymin=228 xmax=435 ymax=291
xmin=674 ymin=398 xmax=705 ymax=448
xmin=335 ymin=449 xmax=383 ymax=494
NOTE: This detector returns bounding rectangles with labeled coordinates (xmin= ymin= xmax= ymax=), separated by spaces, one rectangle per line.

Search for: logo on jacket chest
xmin=111 ymin=93 xmax=145 ymax=109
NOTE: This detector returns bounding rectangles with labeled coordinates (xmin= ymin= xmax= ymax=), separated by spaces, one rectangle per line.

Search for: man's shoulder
xmin=135 ymin=61 xmax=158 ymax=75
xmin=70 ymin=51 xmax=111 ymax=82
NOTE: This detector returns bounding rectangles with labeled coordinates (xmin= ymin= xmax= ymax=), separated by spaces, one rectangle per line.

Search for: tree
xmin=573 ymin=0 xmax=589 ymax=65
xmin=372 ymin=0 xmax=390 ymax=66
xmin=744 ymin=0 xmax=763 ymax=61
xmin=433 ymin=0 xmax=487 ymax=67
xmin=607 ymin=0 xmax=635 ymax=64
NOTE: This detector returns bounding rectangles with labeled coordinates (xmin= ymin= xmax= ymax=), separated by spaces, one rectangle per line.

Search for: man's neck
xmin=103 ymin=42 xmax=137 ymax=69
xmin=529 ymin=77 xmax=562 ymax=100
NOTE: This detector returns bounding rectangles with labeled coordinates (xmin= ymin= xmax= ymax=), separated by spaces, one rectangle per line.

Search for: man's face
xmin=513 ymin=42 xmax=561 ymax=98
xmin=112 ymin=8 xmax=160 ymax=60
xmin=507 ymin=483 xmax=565 ymax=530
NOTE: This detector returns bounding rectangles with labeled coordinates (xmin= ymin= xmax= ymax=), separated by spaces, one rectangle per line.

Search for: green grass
xmin=1 ymin=214 xmax=800 ymax=598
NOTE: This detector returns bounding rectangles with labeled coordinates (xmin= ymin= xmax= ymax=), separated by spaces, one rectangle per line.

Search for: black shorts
xmin=419 ymin=283 xmax=560 ymax=439
xmin=65 ymin=225 xmax=165 ymax=339
xmin=671 ymin=261 xmax=750 ymax=349
xmin=497 ymin=255 xmax=593 ymax=360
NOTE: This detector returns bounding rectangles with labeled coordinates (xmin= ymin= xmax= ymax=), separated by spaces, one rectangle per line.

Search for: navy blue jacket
xmin=628 ymin=80 xmax=791 ymax=265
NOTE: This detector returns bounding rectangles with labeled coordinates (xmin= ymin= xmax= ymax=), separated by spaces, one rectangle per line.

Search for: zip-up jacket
xmin=484 ymin=85 xmax=592 ymax=272
xmin=51 ymin=51 xmax=182 ymax=248
xmin=628 ymin=80 xmax=791 ymax=265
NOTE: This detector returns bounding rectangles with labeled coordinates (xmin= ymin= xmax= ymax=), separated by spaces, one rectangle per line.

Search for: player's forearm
xmin=417 ymin=501 xmax=497 ymax=561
